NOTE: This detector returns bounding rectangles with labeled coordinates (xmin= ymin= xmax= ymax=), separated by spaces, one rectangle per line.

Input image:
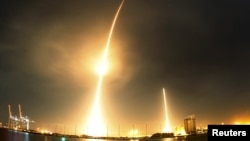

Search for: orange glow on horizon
xmin=234 ymin=121 xmax=250 ymax=125
xmin=129 ymin=129 xmax=139 ymax=137
xmin=174 ymin=126 xmax=187 ymax=136
xmin=232 ymin=115 xmax=250 ymax=125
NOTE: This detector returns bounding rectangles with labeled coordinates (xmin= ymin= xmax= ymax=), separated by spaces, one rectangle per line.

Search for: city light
xmin=234 ymin=121 xmax=250 ymax=125
xmin=174 ymin=126 xmax=187 ymax=136
xmin=129 ymin=129 xmax=139 ymax=137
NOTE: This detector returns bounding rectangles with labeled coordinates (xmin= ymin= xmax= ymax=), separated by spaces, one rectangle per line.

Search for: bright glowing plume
xmin=129 ymin=129 xmax=139 ymax=137
xmin=174 ymin=126 xmax=187 ymax=136
xmin=96 ymin=61 xmax=108 ymax=75
xmin=163 ymin=88 xmax=171 ymax=133
xmin=86 ymin=0 xmax=125 ymax=137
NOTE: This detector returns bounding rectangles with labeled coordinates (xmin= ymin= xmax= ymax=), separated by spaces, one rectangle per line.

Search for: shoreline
xmin=1 ymin=127 xmax=207 ymax=140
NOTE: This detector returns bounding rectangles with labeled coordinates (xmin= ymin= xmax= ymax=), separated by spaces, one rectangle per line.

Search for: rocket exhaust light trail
xmin=86 ymin=0 xmax=125 ymax=137
xmin=163 ymin=88 xmax=171 ymax=133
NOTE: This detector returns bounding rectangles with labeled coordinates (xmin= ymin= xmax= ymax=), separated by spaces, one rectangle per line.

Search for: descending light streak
xmin=163 ymin=88 xmax=171 ymax=133
xmin=86 ymin=0 xmax=125 ymax=137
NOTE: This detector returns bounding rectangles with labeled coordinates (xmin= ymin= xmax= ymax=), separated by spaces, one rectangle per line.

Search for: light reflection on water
xmin=0 ymin=128 xmax=207 ymax=141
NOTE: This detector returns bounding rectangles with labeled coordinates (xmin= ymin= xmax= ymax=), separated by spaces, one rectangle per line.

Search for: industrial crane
xmin=7 ymin=104 xmax=34 ymax=131
xmin=18 ymin=104 xmax=34 ymax=131
xmin=8 ymin=105 xmax=18 ymax=129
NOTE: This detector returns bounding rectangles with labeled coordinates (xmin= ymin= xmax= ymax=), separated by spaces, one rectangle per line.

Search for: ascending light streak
xmin=163 ymin=88 xmax=171 ymax=133
xmin=86 ymin=0 xmax=125 ymax=137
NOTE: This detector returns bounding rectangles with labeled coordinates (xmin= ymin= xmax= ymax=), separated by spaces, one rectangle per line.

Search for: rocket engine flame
xmin=86 ymin=0 xmax=125 ymax=137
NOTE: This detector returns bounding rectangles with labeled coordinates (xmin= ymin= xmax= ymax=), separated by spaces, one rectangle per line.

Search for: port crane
xmin=7 ymin=104 xmax=34 ymax=131
xmin=18 ymin=104 xmax=34 ymax=130
xmin=8 ymin=105 xmax=18 ymax=129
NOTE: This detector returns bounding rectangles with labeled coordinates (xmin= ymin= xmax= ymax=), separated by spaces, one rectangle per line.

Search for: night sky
xmin=1 ymin=0 xmax=250 ymax=135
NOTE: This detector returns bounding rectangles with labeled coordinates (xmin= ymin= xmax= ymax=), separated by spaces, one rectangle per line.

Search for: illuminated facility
xmin=184 ymin=115 xmax=196 ymax=135
xmin=7 ymin=104 xmax=33 ymax=131
xmin=85 ymin=0 xmax=125 ymax=137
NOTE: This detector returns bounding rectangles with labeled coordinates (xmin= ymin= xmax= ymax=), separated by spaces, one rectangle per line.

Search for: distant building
xmin=184 ymin=115 xmax=196 ymax=135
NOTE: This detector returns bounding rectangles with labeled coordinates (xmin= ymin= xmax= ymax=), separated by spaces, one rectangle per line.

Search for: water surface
xmin=0 ymin=128 xmax=207 ymax=141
